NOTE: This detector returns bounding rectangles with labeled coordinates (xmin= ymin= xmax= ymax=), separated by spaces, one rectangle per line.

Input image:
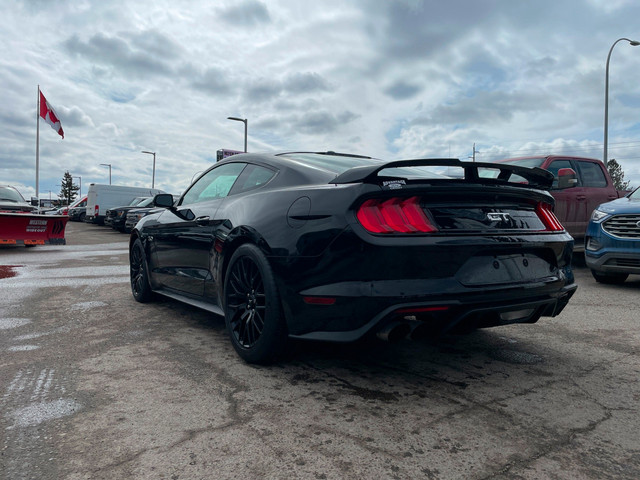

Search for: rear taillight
xmin=356 ymin=196 xmax=437 ymax=234
xmin=95 ymin=205 xmax=99 ymax=216
xmin=536 ymin=203 xmax=564 ymax=231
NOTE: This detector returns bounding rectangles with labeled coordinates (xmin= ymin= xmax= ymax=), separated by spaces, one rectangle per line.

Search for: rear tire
xmin=224 ymin=244 xmax=288 ymax=364
xmin=591 ymin=269 xmax=628 ymax=284
xmin=130 ymin=238 xmax=154 ymax=302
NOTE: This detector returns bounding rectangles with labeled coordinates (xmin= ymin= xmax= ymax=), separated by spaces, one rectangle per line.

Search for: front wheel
xmin=130 ymin=238 xmax=154 ymax=302
xmin=224 ymin=244 xmax=288 ymax=364
xmin=591 ymin=269 xmax=628 ymax=285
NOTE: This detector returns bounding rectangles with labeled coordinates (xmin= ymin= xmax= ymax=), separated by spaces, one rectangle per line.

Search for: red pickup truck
xmin=496 ymin=156 xmax=622 ymax=249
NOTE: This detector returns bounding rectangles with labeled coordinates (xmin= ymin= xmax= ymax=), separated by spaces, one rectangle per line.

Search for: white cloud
xmin=1 ymin=0 xmax=640 ymax=200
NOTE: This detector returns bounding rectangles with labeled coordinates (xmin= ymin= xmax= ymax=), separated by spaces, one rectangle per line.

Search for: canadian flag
xmin=39 ymin=91 xmax=64 ymax=138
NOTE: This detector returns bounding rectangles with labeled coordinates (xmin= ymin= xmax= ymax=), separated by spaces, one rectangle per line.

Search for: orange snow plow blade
xmin=0 ymin=213 xmax=68 ymax=246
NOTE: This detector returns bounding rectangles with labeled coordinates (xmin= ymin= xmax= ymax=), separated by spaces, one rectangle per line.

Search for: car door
xmin=575 ymin=159 xmax=617 ymax=233
xmin=152 ymin=162 xmax=247 ymax=297
xmin=547 ymin=158 xmax=584 ymax=238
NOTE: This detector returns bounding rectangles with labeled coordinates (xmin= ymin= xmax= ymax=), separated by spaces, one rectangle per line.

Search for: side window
xmin=577 ymin=161 xmax=607 ymax=187
xmin=181 ymin=163 xmax=246 ymax=205
xmin=547 ymin=160 xmax=573 ymax=188
xmin=230 ymin=164 xmax=276 ymax=195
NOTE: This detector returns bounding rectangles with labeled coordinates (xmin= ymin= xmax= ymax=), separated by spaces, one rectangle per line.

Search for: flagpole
xmin=36 ymin=84 xmax=40 ymax=206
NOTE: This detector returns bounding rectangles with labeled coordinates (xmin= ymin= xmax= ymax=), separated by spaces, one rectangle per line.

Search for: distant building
xmin=216 ymin=149 xmax=244 ymax=162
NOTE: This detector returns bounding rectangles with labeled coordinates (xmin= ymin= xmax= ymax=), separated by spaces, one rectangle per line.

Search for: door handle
xmin=576 ymin=195 xmax=587 ymax=201
xmin=195 ymin=216 xmax=210 ymax=226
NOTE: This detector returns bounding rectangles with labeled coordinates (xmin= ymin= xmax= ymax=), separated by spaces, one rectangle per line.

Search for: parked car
xmin=493 ymin=156 xmax=622 ymax=249
xmin=0 ymin=185 xmax=37 ymax=213
xmin=585 ymin=187 xmax=640 ymax=284
xmin=124 ymin=195 xmax=177 ymax=233
xmin=104 ymin=197 xmax=150 ymax=231
xmin=129 ymin=152 xmax=577 ymax=364
xmin=67 ymin=195 xmax=88 ymax=222
xmin=85 ymin=184 xmax=165 ymax=225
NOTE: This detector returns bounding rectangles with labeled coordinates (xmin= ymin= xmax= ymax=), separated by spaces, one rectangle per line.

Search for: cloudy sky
xmin=2 ymin=0 xmax=640 ymax=200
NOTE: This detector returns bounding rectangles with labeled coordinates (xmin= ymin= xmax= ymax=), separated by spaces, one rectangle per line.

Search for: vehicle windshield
xmin=0 ymin=186 xmax=26 ymax=203
xmin=628 ymin=187 xmax=640 ymax=200
xmin=136 ymin=197 xmax=155 ymax=207
xmin=128 ymin=197 xmax=149 ymax=206
xmin=69 ymin=196 xmax=86 ymax=208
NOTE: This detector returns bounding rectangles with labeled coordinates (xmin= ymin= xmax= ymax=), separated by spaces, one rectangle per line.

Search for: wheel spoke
xmin=226 ymin=253 xmax=267 ymax=349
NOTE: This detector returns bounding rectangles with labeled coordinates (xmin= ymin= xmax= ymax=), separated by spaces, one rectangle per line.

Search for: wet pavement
xmin=1 ymin=221 xmax=639 ymax=479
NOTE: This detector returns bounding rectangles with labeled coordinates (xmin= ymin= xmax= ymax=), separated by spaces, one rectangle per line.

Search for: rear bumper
xmin=271 ymin=230 xmax=576 ymax=340
xmin=287 ymin=280 xmax=577 ymax=342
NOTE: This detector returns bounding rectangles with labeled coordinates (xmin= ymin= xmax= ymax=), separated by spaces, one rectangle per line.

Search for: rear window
xmin=281 ymin=153 xmax=448 ymax=179
xmin=281 ymin=153 xmax=380 ymax=175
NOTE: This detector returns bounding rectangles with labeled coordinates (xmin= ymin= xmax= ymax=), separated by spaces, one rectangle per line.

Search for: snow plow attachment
xmin=0 ymin=213 xmax=69 ymax=246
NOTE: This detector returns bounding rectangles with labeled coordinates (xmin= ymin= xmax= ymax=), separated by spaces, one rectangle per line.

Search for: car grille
xmin=602 ymin=214 xmax=640 ymax=238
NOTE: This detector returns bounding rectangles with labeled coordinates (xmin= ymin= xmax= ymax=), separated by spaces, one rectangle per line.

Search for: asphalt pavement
xmin=1 ymin=221 xmax=639 ymax=479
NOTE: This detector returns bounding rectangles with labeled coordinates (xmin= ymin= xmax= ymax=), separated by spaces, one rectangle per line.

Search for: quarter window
xmin=230 ymin=164 xmax=276 ymax=195
xmin=181 ymin=163 xmax=246 ymax=205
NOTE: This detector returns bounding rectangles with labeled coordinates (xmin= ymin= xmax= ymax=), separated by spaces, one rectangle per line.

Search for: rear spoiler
xmin=331 ymin=158 xmax=554 ymax=190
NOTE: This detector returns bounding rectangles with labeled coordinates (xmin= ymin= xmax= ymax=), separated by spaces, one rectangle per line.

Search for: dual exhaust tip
xmin=376 ymin=319 xmax=433 ymax=342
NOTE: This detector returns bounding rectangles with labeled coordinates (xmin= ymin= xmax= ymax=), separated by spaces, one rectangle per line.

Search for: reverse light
xmin=356 ymin=196 xmax=437 ymax=234
xmin=535 ymin=203 xmax=564 ymax=231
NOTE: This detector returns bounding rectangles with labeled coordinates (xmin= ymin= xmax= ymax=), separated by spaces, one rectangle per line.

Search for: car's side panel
xmin=149 ymin=200 xmax=224 ymax=297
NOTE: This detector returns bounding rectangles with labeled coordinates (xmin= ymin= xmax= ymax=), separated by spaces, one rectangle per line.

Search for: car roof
xmin=213 ymin=151 xmax=383 ymax=185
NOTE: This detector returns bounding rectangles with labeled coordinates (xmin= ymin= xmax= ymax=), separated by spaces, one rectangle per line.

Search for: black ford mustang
xmin=129 ymin=152 xmax=577 ymax=363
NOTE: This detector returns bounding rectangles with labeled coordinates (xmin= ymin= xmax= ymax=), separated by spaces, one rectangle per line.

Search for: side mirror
xmin=153 ymin=193 xmax=174 ymax=208
xmin=556 ymin=168 xmax=578 ymax=189
xmin=31 ymin=196 xmax=39 ymax=206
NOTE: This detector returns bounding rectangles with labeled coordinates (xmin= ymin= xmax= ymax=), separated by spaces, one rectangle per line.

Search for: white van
xmin=85 ymin=184 xmax=165 ymax=225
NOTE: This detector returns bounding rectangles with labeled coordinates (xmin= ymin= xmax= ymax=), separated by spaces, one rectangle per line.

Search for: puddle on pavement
xmin=0 ymin=265 xmax=23 ymax=279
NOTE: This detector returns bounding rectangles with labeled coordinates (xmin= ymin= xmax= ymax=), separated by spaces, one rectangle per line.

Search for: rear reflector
xmin=357 ymin=196 xmax=437 ymax=234
xmin=536 ymin=203 xmax=564 ymax=231
xmin=303 ymin=296 xmax=337 ymax=305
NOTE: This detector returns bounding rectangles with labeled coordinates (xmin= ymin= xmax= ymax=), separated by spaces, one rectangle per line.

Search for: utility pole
xmin=470 ymin=143 xmax=479 ymax=162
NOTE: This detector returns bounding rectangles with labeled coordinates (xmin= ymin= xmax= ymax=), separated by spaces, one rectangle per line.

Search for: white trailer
xmin=85 ymin=184 xmax=165 ymax=225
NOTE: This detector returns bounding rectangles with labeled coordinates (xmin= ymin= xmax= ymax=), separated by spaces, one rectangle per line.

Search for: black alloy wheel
xmin=130 ymin=238 xmax=154 ymax=302
xmin=224 ymin=244 xmax=287 ymax=364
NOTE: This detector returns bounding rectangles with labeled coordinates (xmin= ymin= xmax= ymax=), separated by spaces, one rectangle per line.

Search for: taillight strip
xmin=356 ymin=196 xmax=437 ymax=234
xmin=536 ymin=203 xmax=564 ymax=231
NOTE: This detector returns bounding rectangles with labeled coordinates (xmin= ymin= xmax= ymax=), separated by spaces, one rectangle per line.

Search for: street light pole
xmin=604 ymin=37 xmax=640 ymax=167
xmin=141 ymin=151 xmax=156 ymax=188
xmin=100 ymin=163 xmax=112 ymax=185
xmin=227 ymin=116 xmax=248 ymax=152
